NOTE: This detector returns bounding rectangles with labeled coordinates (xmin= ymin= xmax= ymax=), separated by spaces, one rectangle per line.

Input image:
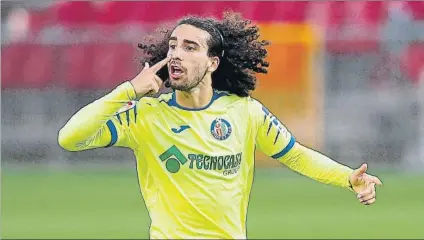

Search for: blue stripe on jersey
xmin=133 ymin=105 xmax=137 ymax=122
xmin=167 ymin=90 xmax=229 ymax=111
xmin=266 ymin=121 xmax=273 ymax=136
xmin=106 ymin=120 xmax=118 ymax=147
xmin=125 ymin=110 xmax=130 ymax=126
xmin=271 ymin=136 xmax=296 ymax=159
xmin=273 ymin=130 xmax=280 ymax=145
xmin=116 ymin=114 xmax=122 ymax=125
xmin=261 ymin=106 xmax=270 ymax=123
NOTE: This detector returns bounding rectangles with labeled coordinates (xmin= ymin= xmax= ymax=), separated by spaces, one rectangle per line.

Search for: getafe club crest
xmin=210 ymin=118 xmax=232 ymax=140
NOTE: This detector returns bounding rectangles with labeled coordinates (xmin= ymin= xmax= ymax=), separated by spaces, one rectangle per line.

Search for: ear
xmin=208 ymin=56 xmax=220 ymax=72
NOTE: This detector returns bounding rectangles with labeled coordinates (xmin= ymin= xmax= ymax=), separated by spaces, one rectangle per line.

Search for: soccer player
xmin=58 ymin=12 xmax=383 ymax=239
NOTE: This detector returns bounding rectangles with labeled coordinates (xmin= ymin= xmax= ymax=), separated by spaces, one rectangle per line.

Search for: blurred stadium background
xmin=1 ymin=1 xmax=424 ymax=239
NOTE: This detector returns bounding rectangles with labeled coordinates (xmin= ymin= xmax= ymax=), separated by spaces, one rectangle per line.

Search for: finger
xmin=351 ymin=164 xmax=368 ymax=183
xmin=144 ymin=62 xmax=150 ymax=70
xmin=363 ymin=198 xmax=376 ymax=205
xmin=371 ymin=176 xmax=383 ymax=186
xmin=357 ymin=183 xmax=375 ymax=199
xmin=149 ymin=76 xmax=161 ymax=93
xmin=150 ymin=56 xmax=171 ymax=73
xmin=353 ymin=163 xmax=368 ymax=176
xmin=358 ymin=190 xmax=372 ymax=200
xmin=144 ymin=90 xmax=154 ymax=97
xmin=153 ymin=75 xmax=163 ymax=87
xmin=362 ymin=174 xmax=371 ymax=185
xmin=360 ymin=182 xmax=375 ymax=195
xmin=359 ymin=190 xmax=376 ymax=202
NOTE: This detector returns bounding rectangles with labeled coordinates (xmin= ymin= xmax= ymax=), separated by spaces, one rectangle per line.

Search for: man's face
xmin=167 ymin=24 xmax=217 ymax=91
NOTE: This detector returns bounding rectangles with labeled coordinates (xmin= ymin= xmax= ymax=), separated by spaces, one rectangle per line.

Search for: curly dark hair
xmin=137 ymin=11 xmax=270 ymax=97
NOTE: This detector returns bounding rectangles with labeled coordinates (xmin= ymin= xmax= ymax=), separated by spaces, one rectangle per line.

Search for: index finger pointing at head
xmin=150 ymin=56 xmax=171 ymax=73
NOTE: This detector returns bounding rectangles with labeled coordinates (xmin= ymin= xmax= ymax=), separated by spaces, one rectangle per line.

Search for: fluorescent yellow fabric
xmin=59 ymin=82 xmax=353 ymax=239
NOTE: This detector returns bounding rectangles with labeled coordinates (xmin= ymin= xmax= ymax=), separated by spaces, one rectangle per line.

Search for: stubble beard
xmin=168 ymin=67 xmax=208 ymax=92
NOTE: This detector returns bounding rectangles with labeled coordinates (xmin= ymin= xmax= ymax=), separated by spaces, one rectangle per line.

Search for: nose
xmin=169 ymin=47 xmax=183 ymax=61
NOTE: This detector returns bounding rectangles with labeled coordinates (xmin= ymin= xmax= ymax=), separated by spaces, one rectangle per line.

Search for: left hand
xmin=349 ymin=163 xmax=383 ymax=206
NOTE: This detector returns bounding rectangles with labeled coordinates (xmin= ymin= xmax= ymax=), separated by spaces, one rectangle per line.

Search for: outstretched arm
xmin=251 ymin=99 xmax=382 ymax=205
xmin=278 ymin=144 xmax=382 ymax=205
xmin=278 ymin=142 xmax=354 ymax=188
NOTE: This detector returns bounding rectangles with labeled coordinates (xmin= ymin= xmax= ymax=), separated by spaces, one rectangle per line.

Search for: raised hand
xmin=130 ymin=56 xmax=171 ymax=97
xmin=349 ymin=163 xmax=383 ymax=205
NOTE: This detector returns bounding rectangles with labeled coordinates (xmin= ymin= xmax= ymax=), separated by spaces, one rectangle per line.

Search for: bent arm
xmin=58 ymin=82 xmax=137 ymax=151
xmin=279 ymin=142 xmax=354 ymax=189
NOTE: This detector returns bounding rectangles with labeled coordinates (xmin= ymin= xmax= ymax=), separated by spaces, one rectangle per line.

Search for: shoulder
xmin=114 ymin=92 xmax=173 ymax=116
xmin=210 ymin=91 xmax=267 ymax=114
xmin=212 ymin=90 xmax=252 ymax=108
xmin=246 ymin=96 xmax=266 ymax=113
xmin=135 ymin=92 xmax=174 ymax=115
xmin=244 ymin=97 xmax=271 ymax=122
xmin=139 ymin=92 xmax=173 ymax=107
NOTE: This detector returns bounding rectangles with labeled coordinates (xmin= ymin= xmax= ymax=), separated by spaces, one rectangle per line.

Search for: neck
xmin=175 ymin=76 xmax=213 ymax=109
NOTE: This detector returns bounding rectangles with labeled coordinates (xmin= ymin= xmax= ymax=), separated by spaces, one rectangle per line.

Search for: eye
xmin=185 ymin=45 xmax=195 ymax=51
xmin=169 ymin=44 xmax=176 ymax=50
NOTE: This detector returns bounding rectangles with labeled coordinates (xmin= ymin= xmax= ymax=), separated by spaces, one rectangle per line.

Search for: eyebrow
xmin=169 ymin=36 xmax=200 ymax=47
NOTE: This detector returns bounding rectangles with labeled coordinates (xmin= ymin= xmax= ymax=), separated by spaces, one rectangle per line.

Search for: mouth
xmin=169 ymin=64 xmax=185 ymax=80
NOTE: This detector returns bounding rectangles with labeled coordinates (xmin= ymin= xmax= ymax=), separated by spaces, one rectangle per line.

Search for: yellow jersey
xmin=58 ymin=81 xmax=354 ymax=239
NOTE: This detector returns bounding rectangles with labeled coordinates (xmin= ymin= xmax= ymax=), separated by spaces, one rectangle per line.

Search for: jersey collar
xmin=167 ymin=90 xmax=229 ymax=111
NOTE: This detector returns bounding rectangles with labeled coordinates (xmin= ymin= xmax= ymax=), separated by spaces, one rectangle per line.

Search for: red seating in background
xmin=132 ymin=1 xmax=173 ymax=23
xmin=327 ymin=1 xmax=347 ymax=29
xmin=2 ymin=44 xmax=26 ymax=89
xmin=92 ymin=1 xmax=143 ymax=37
xmin=94 ymin=1 xmax=137 ymax=25
xmin=251 ymin=1 xmax=309 ymax=22
xmin=209 ymin=1 xmax=245 ymax=18
xmin=89 ymin=1 xmax=313 ymax=25
xmin=406 ymin=1 xmax=424 ymax=21
xmin=361 ymin=1 xmax=387 ymax=26
xmin=91 ymin=43 xmax=137 ymax=89
xmin=56 ymin=1 xmax=95 ymax=27
xmin=2 ymin=44 xmax=54 ymax=89
xmin=23 ymin=45 xmax=55 ymax=88
xmin=23 ymin=1 xmax=424 ymax=29
xmin=61 ymin=43 xmax=138 ymax=89
xmin=2 ymin=43 xmax=139 ymax=90
xmin=344 ymin=2 xmax=383 ymax=26
xmin=325 ymin=1 xmax=384 ymax=54
xmin=129 ymin=1 xmax=251 ymax=23
xmin=153 ymin=1 xmax=206 ymax=20
xmin=24 ymin=1 xmax=397 ymax=29
xmin=28 ymin=8 xmax=56 ymax=35
xmin=402 ymin=43 xmax=424 ymax=84
xmin=326 ymin=1 xmax=387 ymax=29
xmin=250 ymin=2 xmax=278 ymax=22
xmin=274 ymin=1 xmax=310 ymax=22
xmin=61 ymin=44 xmax=95 ymax=89
xmin=5 ymin=1 xmax=424 ymax=90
